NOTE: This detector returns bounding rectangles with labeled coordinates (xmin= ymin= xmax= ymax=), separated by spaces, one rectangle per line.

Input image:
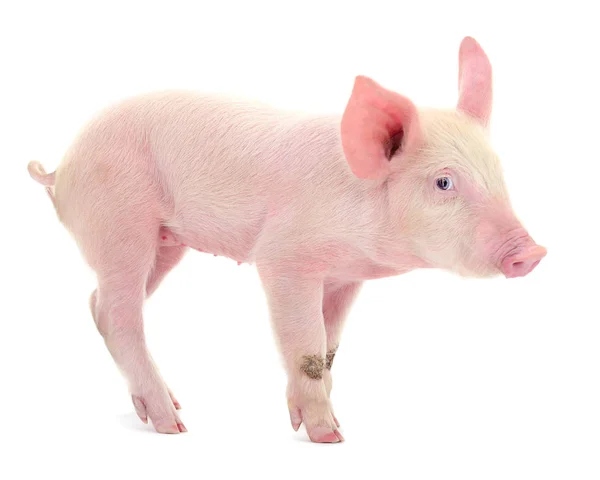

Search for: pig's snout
xmin=500 ymin=244 xmax=547 ymax=278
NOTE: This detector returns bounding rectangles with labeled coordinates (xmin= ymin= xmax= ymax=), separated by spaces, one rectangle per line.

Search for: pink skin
xmin=27 ymin=37 xmax=545 ymax=442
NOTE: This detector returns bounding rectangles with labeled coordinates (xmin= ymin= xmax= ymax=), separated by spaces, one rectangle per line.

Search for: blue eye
xmin=436 ymin=176 xmax=453 ymax=191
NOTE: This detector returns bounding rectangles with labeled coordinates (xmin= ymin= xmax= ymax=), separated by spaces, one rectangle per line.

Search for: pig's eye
xmin=436 ymin=176 xmax=454 ymax=191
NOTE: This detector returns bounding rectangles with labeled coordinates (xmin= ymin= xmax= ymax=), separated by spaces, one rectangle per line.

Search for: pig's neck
xmin=370 ymin=180 xmax=430 ymax=273
xmin=324 ymin=162 xmax=429 ymax=280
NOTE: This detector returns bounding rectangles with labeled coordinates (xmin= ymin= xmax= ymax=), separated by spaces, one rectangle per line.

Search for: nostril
xmin=506 ymin=258 xmax=541 ymax=278
xmin=510 ymin=261 xmax=526 ymax=276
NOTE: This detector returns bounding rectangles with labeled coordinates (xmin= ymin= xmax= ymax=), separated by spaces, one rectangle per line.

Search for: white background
xmin=1 ymin=1 xmax=598 ymax=479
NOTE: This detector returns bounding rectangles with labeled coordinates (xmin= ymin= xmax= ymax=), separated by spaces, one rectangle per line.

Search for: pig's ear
xmin=341 ymin=76 xmax=420 ymax=179
xmin=457 ymin=36 xmax=493 ymax=125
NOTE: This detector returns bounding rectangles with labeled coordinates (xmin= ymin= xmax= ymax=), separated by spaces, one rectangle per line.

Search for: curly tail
xmin=27 ymin=161 xmax=57 ymax=210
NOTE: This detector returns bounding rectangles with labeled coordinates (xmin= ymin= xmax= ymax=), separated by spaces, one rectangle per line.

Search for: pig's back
xmin=143 ymin=91 xmax=342 ymax=194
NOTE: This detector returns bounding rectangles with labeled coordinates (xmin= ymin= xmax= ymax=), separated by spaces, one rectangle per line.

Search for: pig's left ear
xmin=341 ymin=76 xmax=421 ymax=179
xmin=457 ymin=36 xmax=493 ymax=125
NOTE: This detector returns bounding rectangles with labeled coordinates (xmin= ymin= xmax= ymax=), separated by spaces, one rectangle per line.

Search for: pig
xmin=27 ymin=36 xmax=546 ymax=442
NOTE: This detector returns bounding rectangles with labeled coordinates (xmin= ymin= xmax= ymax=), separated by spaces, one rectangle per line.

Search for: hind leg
xmin=89 ymin=244 xmax=187 ymax=415
xmin=86 ymin=226 xmax=186 ymax=434
xmin=92 ymin=267 xmax=186 ymax=433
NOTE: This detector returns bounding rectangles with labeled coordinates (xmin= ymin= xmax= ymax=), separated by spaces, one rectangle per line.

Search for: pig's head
xmin=340 ymin=36 xmax=546 ymax=278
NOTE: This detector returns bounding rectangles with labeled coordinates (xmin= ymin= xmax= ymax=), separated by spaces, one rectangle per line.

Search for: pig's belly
xmin=163 ymin=197 xmax=269 ymax=264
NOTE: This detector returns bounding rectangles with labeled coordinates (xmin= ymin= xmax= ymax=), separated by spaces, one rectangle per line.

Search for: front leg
xmin=322 ymin=281 xmax=363 ymax=399
xmin=258 ymin=269 xmax=343 ymax=443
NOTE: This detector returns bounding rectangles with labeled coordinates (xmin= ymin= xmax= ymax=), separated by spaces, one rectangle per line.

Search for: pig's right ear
xmin=341 ymin=76 xmax=420 ymax=180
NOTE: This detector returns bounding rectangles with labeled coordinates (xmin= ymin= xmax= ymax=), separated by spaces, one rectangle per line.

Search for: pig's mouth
xmin=493 ymin=232 xmax=547 ymax=278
